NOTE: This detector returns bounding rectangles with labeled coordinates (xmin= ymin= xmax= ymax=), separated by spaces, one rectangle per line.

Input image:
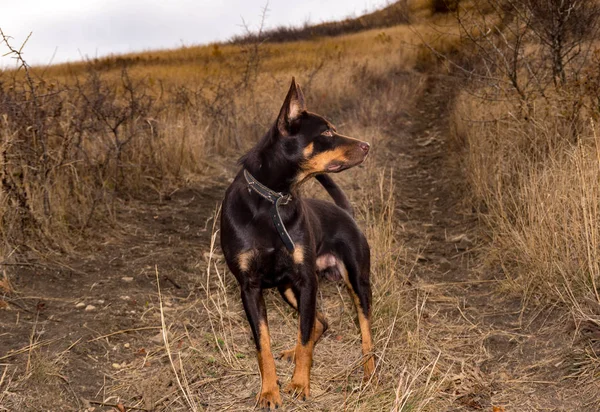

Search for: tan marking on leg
xmin=313 ymin=312 xmax=328 ymax=344
xmin=292 ymin=245 xmax=304 ymax=264
xmin=340 ymin=262 xmax=349 ymax=283
xmin=278 ymin=290 xmax=300 ymax=362
xmin=279 ymin=347 xmax=297 ymax=363
xmin=237 ymin=250 xmax=256 ymax=272
xmin=257 ymin=321 xmax=281 ymax=409
xmin=355 ymin=304 xmax=375 ymax=379
xmin=280 ymin=312 xmax=327 ymax=362
xmin=283 ymin=288 xmax=298 ymax=308
xmin=340 ymin=263 xmax=375 ymax=380
xmin=284 ymin=328 xmax=314 ymax=400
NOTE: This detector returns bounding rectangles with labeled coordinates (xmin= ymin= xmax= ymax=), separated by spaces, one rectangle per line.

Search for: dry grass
xmin=454 ymin=76 xmax=600 ymax=394
xmin=455 ymin=90 xmax=600 ymax=304
xmin=7 ymin=2 xmax=595 ymax=410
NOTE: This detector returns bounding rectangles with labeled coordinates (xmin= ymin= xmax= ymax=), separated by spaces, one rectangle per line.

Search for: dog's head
xmin=274 ymin=78 xmax=370 ymax=185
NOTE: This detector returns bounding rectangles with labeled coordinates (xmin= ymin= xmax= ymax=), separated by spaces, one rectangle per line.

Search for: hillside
xmin=1 ymin=1 xmax=599 ymax=411
xmin=230 ymin=0 xmax=410 ymax=44
xmin=37 ymin=2 xmax=445 ymax=87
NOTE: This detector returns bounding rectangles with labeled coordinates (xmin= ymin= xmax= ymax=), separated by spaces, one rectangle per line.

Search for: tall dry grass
xmin=456 ymin=91 xmax=600 ymax=310
xmin=447 ymin=0 xmax=600 ymax=313
xmin=453 ymin=76 xmax=600 ymax=398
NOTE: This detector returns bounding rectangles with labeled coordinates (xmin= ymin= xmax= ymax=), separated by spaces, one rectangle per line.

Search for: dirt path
xmin=1 ymin=75 xmax=592 ymax=411
xmin=1 ymin=181 xmax=229 ymax=410
xmin=394 ymin=76 xmax=591 ymax=411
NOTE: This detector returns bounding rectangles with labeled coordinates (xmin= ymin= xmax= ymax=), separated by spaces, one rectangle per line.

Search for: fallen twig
xmin=0 ymin=338 xmax=60 ymax=361
xmin=87 ymin=399 xmax=149 ymax=411
xmin=163 ymin=274 xmax=182 ymax=289
xmin=87 ymin=326 xmax=162 ymax=343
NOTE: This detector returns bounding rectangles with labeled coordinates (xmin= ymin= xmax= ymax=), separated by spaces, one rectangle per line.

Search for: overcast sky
xmin=0 ymin=0 xmax=389 ymax=67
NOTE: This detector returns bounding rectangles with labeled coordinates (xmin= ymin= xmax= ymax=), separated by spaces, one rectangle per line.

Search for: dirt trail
xmin=1 ymin=75 xmax=591 ymax=411
xmin=395 ymin=76 xmax=590 ymax=411
xmin=1 ymin=182 xmax=229 ymax=409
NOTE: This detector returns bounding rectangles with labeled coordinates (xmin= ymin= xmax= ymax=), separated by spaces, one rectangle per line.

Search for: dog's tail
xmin=315 ymin=174 xmax=354 ymax=217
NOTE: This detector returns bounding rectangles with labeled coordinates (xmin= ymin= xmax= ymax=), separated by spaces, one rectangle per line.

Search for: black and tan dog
xmin=220 ymin=78 xmax=374 ymax=409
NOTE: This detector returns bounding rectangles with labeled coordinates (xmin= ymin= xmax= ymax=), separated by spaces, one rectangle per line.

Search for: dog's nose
xmin=359 ymin=142 xmax=370 ymax=154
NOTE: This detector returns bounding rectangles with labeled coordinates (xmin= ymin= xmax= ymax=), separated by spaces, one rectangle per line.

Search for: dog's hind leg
xmin=341 ymin=261 xmax=375 ymax=381
xmin=240 ymin=286 xmax=282 ymax=409
xmin=277 ymin=284 xmax=329 ymax=362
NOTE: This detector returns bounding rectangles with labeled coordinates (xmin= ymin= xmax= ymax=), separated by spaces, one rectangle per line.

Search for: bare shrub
xmin=524 ymin=0 xmax=600 ymax=86
xmin=0 ymin=20 xmax=287 ymax=257
xmin=432 ymin=0 xmax=599 ymax=112
xmin=0 ymin=31 xmax=178 ymax=254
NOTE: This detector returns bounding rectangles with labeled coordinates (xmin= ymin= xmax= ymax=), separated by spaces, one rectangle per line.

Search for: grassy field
xmin=1 ymin=0 xmax=599 ymax=410
xmin=0 ymin=0 xmax=460 ymax=256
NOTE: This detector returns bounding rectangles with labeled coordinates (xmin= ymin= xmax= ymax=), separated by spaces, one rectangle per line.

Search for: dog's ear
xmin=277 ymin=77 xmax=306 ymax=135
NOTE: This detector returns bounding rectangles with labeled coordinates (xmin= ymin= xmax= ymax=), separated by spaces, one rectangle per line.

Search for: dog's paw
xmin=257 ymin=388 xmax=282 ymax=409
xmin=278 ymin=348 xmax=295 ymax=363
xmin=284 ymin=380 xmax=310 ymax=400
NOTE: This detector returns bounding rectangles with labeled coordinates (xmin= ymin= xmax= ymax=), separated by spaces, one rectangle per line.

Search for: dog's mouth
xmin=327 ymin=163 xmax=344 ymax=172
xmin=326 ymin=151 xmax=368 ymax=173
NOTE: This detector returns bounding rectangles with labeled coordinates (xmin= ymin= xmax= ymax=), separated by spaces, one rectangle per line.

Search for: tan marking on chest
xmin=293 ymin=245 xmax=304 ymax=264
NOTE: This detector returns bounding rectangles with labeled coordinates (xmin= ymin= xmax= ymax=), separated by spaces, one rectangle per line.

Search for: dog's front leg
xmin=284 ymin=274 xmax=317 ymax=400
xmin=240 ymin=286 xmax=281 ymax=409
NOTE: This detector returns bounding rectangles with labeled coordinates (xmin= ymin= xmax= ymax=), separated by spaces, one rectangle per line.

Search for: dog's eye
xmin=322 ymin=130 xmax=333 ymax=137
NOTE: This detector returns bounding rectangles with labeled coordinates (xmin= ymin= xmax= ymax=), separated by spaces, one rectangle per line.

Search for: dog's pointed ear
xmin=277 ymin=77 xmax=306 ymax=135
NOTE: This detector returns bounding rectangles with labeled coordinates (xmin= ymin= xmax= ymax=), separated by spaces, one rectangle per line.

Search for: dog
xmin=220 ymin=78 xmax=374 ymax=409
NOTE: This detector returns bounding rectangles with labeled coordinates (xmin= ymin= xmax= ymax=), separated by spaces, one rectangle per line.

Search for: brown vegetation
xmin=446 ymin=0 xmax=600 ymax=397
xmin=1 ymin=0 xmax=599 ymax=410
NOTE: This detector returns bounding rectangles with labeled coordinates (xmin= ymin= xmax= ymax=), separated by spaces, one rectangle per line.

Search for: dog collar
xmin=243 ymin=169 xmax=295 ymax=252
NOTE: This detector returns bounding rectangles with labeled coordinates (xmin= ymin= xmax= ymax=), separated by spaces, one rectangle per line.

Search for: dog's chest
xmin=254 ymin=248 xmax=301 ymax=288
